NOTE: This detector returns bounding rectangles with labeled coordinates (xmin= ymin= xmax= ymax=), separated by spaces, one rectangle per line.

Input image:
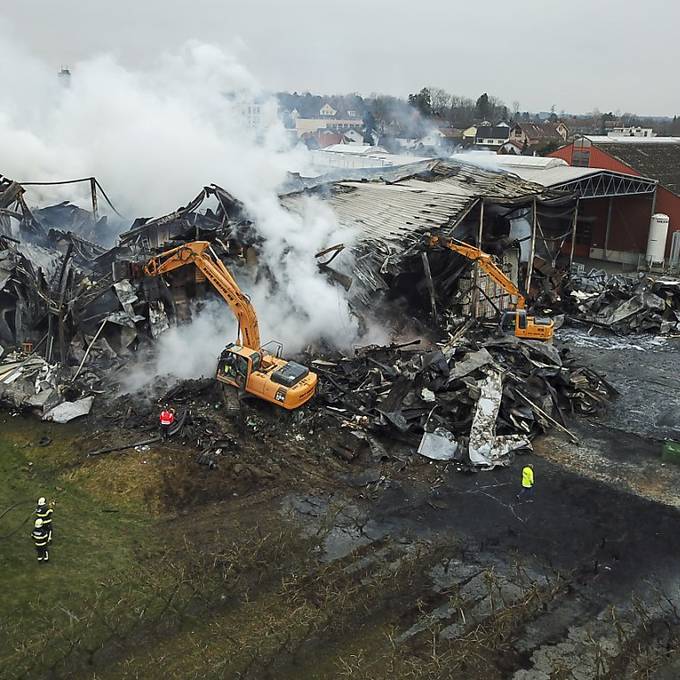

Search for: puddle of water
xmin=558 ymin=327 xmax=668 ymax=352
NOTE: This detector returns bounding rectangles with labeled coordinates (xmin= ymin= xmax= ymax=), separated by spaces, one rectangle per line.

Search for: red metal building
xmin=549 ymin=137 xmax=680 ymax=258
xmin=496 ymin=155 xmax=657 ymax=267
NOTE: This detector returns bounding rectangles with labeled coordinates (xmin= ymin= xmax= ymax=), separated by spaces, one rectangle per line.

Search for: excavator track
xmin=221 ymin=383 xmax=243 ymax=416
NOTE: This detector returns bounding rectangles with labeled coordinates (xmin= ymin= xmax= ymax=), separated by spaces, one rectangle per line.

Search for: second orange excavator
xmin=142 ymin=241 xmax=318 ymax=409
xmin=428 ymin=235 xmax=554 ymax=341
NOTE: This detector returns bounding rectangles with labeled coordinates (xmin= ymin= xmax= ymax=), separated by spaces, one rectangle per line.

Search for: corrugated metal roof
xmin=321 ymin=144 xmax=389 ymax=155
xmin=496 ymin=166 xmax=657 ymax=198
xmin=322 ymin=181 xmax=475 ymax=244
xmin=495 ymin=156 xmax=568 ymax=170
xmin=587 ymin=139 xmax=680 ymax=195
xmin=282 ymin=159 xmax=567 ymax=307
xmin=498 ymin=165 xmax=657 ymax=198
xmin=282 ymin=160 xmax=547 ymax=250
xmin=585 ymin=136 xmax=680 ymax=144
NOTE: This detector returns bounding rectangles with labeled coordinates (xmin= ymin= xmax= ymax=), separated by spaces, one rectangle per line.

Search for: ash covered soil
xmin=3 ymin=328 xmax=680 ymax=679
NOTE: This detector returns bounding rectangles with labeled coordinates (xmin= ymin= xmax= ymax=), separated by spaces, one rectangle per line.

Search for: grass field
xmin=0 ymin=414 xmax=319 ymax=680
xmin=4 ymin=407 xmax=677 ymax=679
xmin=0 ymin=415 xmax=155 ymax=679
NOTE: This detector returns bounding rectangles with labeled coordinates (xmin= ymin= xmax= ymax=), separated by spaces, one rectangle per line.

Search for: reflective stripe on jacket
xmin=522 ymin=466 xmax=534 ymax=488
xmin=36 ymin=507 xmax=53 ymax=524
xmin=32 ymin=529 xmax=49 ymax=547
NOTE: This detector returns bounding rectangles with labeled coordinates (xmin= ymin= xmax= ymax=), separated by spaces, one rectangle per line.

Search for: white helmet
xmin=38 ymin=497 xmax=46 ymax=506
xmin=35 ymin=519 xmax=43 ymax=528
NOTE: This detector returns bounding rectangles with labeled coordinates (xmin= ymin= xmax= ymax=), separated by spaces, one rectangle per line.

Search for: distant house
xmin=292 ymin=101 xmax=363 ymax=137
xmin=562 ymin=116 xmax=603 ymax=136
xmin=240 ymin=101 xmax=263 ymax=129
xmin=420 ymin=129 xmax=448 ymax=149
xmin=413 ymin=127 xmax=463 ymax=151
xmin=607 ymin=126 xmax=655 ymax=138
xmin=498 ymin=140 xmax=525 ymax=155
xmin=300 ymin=129 xmax=344 ymax=149
xmin=320 ymin=103 xmax=338 ymax=117
xmin=509 ymin=121 xmax=569 ymax=149
xmin=463 ymin=126 xmax=478 ymax=142
xmin=437 ymin=127 xmax=464 ymax=150
xmin=474 ymin=126 xmax=510 ymax=149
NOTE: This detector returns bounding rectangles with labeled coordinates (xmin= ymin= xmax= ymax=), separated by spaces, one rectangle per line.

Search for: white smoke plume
xmin=0 ymin=35 xmax=308 ymax=215
xmin=0 ymin=32 xmax=375 ymax=380
xmin=122 ymin=299 xmax=237 ymax=392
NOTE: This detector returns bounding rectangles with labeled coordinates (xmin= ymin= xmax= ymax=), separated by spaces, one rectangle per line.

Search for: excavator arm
xmin=428 ymin=235 xmax=553 ymax=341
xmin=429 ymin=235 xmax=526 ymax=309
xmin=143 ymin=241 xmax=261 ymax=349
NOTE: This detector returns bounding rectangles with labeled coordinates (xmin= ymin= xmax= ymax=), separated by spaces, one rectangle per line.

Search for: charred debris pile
xmin=0 ymin=177 xmax=260 ymax=420
xmin=563 ymin=268 xmax=680 ymax=335
xmin=0 ymin=164 xmax=619 ymax=452
xmin=313 ymin=331 xmax=615 ymax=468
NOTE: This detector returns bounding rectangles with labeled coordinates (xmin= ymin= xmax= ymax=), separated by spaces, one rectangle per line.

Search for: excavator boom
xmin=143 ymin=241 xmax=261 ymax=349
xmin=429 ymin=236 xmax=526 ymax=309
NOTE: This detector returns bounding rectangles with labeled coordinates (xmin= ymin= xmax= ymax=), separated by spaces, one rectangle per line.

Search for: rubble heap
xmin=0 ymin=350 xmax=97 ymax=421
xmin=314 ymin=332 xmax=616 ymax=468
xmin=0 ymin=167 xmax=618 ymax=447
xmin=565 ymin=270 xmax=680 ymax=335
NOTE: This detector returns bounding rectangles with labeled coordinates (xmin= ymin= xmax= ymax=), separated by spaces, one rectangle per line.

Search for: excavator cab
xmin=217 ymin=345 xmax=253 ymax=389
xmin=216 ymin=343 xmax=317 ymax=410
xmin=499 ymin=310 xmax=554 ymax=341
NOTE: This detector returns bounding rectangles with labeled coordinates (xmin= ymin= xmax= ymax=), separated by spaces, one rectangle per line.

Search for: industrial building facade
xmin=495 ymin=156 xmax=658 ymax=268
xmin=549 ymin=137 xmax=680 ymax=261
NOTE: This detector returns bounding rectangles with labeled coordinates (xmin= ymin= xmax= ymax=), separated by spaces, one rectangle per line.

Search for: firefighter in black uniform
xmin=32 ymin=519 xmax=50 ymax=562
xmin=35 ymin=497 xmax=53 ymax=543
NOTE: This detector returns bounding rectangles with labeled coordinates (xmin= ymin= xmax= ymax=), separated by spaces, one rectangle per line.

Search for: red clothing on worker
xmin=160 ymin=410 xmax=175 ymax=426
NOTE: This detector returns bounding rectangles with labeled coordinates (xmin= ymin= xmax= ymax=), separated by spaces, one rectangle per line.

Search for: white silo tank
xmin=646 ymin=213 xmax=670 ymax=265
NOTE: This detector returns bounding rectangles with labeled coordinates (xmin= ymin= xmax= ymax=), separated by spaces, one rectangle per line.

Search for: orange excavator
xmin=142 ymin=241 xmax=318 ymax=409
xmin=428 ymin=235 xmax=554 ymax=341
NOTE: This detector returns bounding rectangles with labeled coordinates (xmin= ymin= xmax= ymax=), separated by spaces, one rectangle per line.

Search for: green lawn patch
xmin=0 ymin=415 xmax=155 ymax=679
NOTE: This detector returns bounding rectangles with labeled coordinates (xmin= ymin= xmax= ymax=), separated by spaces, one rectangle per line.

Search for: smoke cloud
xmin=0 ymin=36 xmax=308 ymax=215
xmin=122 ymin=299 xmax=236 ymax=392
xmin=0 ymin=31 xmax=371 ymax=382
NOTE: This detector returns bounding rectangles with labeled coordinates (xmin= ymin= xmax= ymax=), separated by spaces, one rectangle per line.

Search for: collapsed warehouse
xmin=0 ymin=160 xmax=637 ymax=464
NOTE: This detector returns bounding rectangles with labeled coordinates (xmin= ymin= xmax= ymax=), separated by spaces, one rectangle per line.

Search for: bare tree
xmin=450 ymin=95 xmax=477 ymax=126
xmin=370 ymin=96 xmax=391 ymax=133
xmin=429 ymin=87 xmax=452 ymax=117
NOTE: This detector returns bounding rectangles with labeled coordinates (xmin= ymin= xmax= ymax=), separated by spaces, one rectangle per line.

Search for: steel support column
xmin=604 ymin=197 xmax=613 ymax=259
xmin=525 ymin=198 xmax=537 ymax=296
xmin=569 ymin=199 xmax=580 ymax=268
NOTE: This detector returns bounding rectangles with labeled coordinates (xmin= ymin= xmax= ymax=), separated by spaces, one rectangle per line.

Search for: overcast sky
xmin=3 ymin=0 xmax=679 ymax=116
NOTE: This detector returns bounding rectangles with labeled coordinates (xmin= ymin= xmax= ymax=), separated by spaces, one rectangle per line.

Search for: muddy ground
xmin=3 ymin=327 xmax=680 ymax=679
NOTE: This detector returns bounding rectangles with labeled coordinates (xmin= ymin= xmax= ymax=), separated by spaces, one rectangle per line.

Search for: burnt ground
xmin=5 ymin=327 xmax=680 ymax=679
xmin=541 ymin=328 xmax=680 ymax=507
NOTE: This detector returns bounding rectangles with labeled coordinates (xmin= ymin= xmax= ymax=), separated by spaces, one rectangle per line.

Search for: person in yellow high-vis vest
xmin=516 ymin=463 xmax=534 ymax=501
